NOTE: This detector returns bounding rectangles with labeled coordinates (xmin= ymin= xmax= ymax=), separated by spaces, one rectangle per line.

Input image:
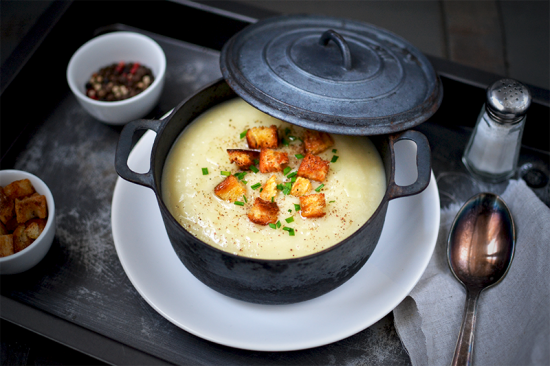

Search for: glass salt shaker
xmin=462 ymin=79 xmax=531 ymax=183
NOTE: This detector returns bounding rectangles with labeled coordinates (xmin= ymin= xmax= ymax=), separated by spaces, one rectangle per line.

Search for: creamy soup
xmin=162 ymin=98 xmax=386 ymax=259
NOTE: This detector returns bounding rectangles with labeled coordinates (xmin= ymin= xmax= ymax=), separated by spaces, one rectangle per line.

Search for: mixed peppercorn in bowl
xmin=66 ymin=31 xmax=166 ymax=125
xmin=85 ymin=61 xmax=155 ymax=102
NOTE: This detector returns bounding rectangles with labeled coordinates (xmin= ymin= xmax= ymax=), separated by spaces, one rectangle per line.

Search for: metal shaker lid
xmin=486 ymin=79 xmax=532 ymax=123
xmin=220 ymin=14 xmax=443 ymax=135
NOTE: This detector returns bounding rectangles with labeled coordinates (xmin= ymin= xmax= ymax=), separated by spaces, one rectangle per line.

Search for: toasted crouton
xmin=303 ymin=130 xmax=334 ymax=155
xmin=0 ymin=235 xmax=14 ymax=257
xmin=15 ymin=194 xmax=47 ymax=224
xmin=259 ymin=148 xmax=289 ymax=173
xmin=246 ymin=125 xmax=279 ymax=149
xmin=4 ymin=179 xmax=35 ymax=200
xmin=0 ymin=187 xmax=14 ymax=225
xmin=260 ymin=175 xmax=278 ymax=201
xmin=214 ymin=175 xmax=246 ymax=202
xmin=248 ymin=198 xmax=279 ymax=225
xmin=227 ymin=149 xmax=260 ymax=170
xmin=24 ymin=219 xmax=47 ymax=240
xmin=299 ymin=193 xmax=326 ymax=218
xmin=297 ymin=153 xmax=330 ymax=182
xmin=13 ymin=225 xmax=32 ymax=253
xmin=5 ymin=216 xmax=19 ymax=232
xmin=0 ymin=221 xmax=8 ymax=236
xmin=290 ymin=177 xmax=312 ymax=197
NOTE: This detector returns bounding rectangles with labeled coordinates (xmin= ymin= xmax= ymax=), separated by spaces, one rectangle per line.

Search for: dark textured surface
xmin=2 ymin=0 xmax=548 ymax=90
xmin=1 ymin=22 xmax=411 ymax=366
xmin=0 ymin=319 xmax=104 ymax=366
xmin=1 ymin=1 xmax=548 ymax=365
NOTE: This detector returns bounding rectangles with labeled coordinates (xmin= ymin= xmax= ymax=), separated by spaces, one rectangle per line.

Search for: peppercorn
xmin=85 ymin=61 xmax=155 ymax=102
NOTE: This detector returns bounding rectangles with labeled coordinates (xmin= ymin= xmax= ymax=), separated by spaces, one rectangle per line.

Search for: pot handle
xmin=115 ymin=119 xmax=161 ymax=189
xmin=387 ymin=130 xmax=432 ymax=200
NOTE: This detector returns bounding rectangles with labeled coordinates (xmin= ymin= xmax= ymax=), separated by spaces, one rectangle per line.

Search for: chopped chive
xmin=271 ymin=196 xmax=274 ymax=202
xmin=332 ymin=149 xmax=337 ymax=153
xmin=285 ymin=217 xmax=294 ymax=223
xmin=281 ymin=137 xmax=289 ymax=146
xmin=276 ymin=220 xmax=282 ymax=229
xmin=202 ymin=168 xmax=209 ymax=175
xmin=285 ymin=127 xmax=291 ymax=135
xmin=331 ymin=155 xmax=339 ymax=163
xmin=295 ymin=154 xmax=304 ymax=159
xmin=288 ymin=209 xmax=292 ymax=213
xmin=243 ymin=195 xmax=247 ymax=203
xmin=269 ymin=223 xmax=277 ymax=229
xmin=221 ymin=171 xmax=231 ymax=176
xmin=283 ymin=227 xmax=295 ymax=236
xmin=283 ymin=182 xmax=292 ymax=195
xmin=283 ymin=167 xmax=291 ymax=175
xmin=253 ymin=159 xmax=260 ymax=165
xmin=260 ymin=188 xmax=264 ymax=192
xmin=242 ymin=180 xmax=247 ymax=185
xmin=234 ymin=172 xmax=247 ymax=180
xmin=291 ymin=176 xmax=297 ymax=183
xmin=240 ymin=130 xmax=247 ymax=139
xmin=329 ymin=200 xmax=335 ymax=203
xmin=251 ymin=183 xmax=262 ymax=190
xmin=315 ymin=184 xmax=325 ymax=192
xmin=294 ymin=204 xmax=301 ymax=211
xmin=277 ymin=184 xmax=284 ymax=190
xmin=234 ymin=201 xmax=245 ymax=206
xmin=250 ymin=165 xmax=259 ymax=173
xmin=287 ymin=171 xmax=297 ymax=178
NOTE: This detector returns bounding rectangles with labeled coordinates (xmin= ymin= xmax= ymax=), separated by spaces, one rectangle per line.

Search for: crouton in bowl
xmin=0 ymin=170 xmax=56 ymax=274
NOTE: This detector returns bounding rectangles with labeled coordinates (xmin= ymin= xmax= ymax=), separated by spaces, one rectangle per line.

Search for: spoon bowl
xmin=447 ymin=192 xmax=515 ymax=366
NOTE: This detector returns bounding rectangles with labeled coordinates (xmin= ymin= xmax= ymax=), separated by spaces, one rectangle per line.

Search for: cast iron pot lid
xmin=220 ymin=14 xmax=443 ymax=135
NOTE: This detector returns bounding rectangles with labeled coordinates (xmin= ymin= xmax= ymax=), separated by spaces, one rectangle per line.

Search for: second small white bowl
xmin=66 ymin=31 xmax=166 ymax=125
xmin=0 ymin=170 xmax=56 ymax=275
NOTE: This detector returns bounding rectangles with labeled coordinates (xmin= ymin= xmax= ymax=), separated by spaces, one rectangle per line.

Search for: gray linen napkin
xmin=393 ymin=179 xmax=550 ymax=365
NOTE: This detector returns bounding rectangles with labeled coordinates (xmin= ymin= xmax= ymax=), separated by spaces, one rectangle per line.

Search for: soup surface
xmin=162 ymin=98 xmax=386 ymax=259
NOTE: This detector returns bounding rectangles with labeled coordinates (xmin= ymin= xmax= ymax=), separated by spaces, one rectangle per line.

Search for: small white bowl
xmin=0 ymin=170 xmax=56 ymax=275
xmin=66 ymin=31 xmax=166 ymax=125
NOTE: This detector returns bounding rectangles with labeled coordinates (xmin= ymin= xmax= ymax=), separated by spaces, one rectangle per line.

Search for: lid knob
xmin=486 ymin=79 xmax=532 ymax=123
xmin=319 ymin=29 xmax=352 ymax=70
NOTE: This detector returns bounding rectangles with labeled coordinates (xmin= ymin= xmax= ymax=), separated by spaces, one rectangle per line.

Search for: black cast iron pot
xmin=115 ymin=78 xmax=431 ymax=305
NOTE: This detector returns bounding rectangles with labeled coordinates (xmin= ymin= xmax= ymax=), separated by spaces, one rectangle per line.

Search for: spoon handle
xmin=451 ymin=288 xmax=481 ymax=366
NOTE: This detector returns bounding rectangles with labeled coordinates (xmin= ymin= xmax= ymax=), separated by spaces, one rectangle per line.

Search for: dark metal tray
xmin=1 ymin=1 xmax=548 ymax=365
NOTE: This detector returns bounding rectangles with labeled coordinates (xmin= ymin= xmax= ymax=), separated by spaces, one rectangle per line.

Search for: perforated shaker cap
xmin=220 ymin=14 xmax=443 ymax=135
xmin=486 ymin=79 xmax=532 ymax=123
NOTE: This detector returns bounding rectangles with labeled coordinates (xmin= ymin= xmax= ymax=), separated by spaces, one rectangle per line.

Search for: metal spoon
xmin=447 ymin=193 xmax=516 ymax=366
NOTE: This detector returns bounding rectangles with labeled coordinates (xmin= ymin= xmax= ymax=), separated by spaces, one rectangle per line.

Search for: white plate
xmin=111 ymin=130 xmax=440 ymax=351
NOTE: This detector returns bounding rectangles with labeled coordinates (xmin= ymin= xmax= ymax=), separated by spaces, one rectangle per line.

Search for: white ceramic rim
xmin=66 ymin=31 xmax=166 ymax=108
xmin=0 ymin=170 xmax=55 ymax=262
